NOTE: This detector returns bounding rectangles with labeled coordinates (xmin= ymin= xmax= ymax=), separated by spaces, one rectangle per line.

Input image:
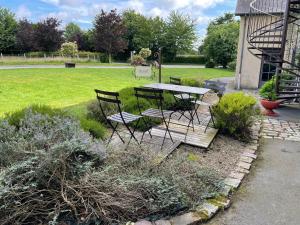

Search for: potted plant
xmin=259 ymin=77 xmax=280 ymax=116
xmin=60 ymin=41 xmax=78 ymax=68
xmin=132 ymin=48 xmax=153 ymax=78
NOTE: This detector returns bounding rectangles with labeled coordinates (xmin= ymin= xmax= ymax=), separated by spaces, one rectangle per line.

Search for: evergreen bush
xmin=213 ymin=92 xmax=258 ymax=140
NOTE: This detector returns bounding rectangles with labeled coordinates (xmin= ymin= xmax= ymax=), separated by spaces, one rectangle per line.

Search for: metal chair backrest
xmin=95 ymin=89 xmax=123 ymax=122
xmin=134 ymin=87 xmax=165 ymax=114
xmin=170 ymin=77 xmax=181 ymax=85
xmin=204 ymin=80 xmax=227 ymax=97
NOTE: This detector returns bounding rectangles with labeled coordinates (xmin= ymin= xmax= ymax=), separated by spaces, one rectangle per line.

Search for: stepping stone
xmin=170 ymin=212 xmax=202 ymax=225
xmin=229 ymin=171 xmax=245 ymax=180
xmin=237 ymin=161 xmax=251 ymax=170
xmin=244 ymin=149 xmax=256 ymax=154
xmin=235 ymin=167 xmax=250 ymax=174
xmin=240 ymin=156 xmax=254 ymax=164
xmin=224 ymin=178 xmax=241 ymax=188
xmin=135 ymin=220 xmax=153 ymax=225
xmin=197 ymin=202 xmax=219 ymax=218
xmin=242 ymin=152 xmax=257 ymax=159
xmin=155 ymin=220 xmax=171 ymax=225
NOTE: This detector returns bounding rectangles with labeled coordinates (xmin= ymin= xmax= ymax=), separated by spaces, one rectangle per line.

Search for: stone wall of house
xmin=235 ymin=15 xmax=282 ymax=89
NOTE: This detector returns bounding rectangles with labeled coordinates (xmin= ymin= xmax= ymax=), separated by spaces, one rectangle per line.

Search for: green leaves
xmin=0 ymin=8 xmax=17 ymax=52
xmin=202 ymin=13 xmax=240 ymax=68
xmin=259 ymin=77 xmax=277 ymax=101
xmin=213 ymin=92 xmax=258 ymax=140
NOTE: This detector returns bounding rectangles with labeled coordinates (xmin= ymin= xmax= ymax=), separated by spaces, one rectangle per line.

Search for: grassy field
xmin=0 ymin=68 xmax=233 ymax=117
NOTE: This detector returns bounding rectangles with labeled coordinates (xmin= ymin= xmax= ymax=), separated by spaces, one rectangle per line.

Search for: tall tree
xmin=0 ymin=8 xmax=17 ymax=53
xmin=64 ymin=23 xmax=93 ymax=51
xmin=203 ymin=20 xmax=239 ymax=68
xmin=164 ymin=11 xmax=196 ymax=61
xmin=123 ymin=10 xmax=166 ymax=54
xmin=93 ymin=9 xmax=128 ymax=63
xmin=64 ymin=22 xmax=82 ymax=41
xmin=34 ymin=18 xmax=63 ymax=52
xmin=208 ymin=13 xmax=235 ymax=30
xmin=81 ymin=30 xmax=94 ymax=51
xmin=16 ymin=19 xmax=35 ymax=52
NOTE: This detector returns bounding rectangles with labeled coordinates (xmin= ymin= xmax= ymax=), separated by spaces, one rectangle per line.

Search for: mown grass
xmin=0 ymin=56 xmax=128 ymax=66
xmin=0 ymin=68 xmax=233 ymax=117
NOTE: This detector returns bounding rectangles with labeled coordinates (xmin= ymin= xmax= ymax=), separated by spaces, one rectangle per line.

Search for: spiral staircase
xmin=247 ymin=0 xmax=300 ymax=101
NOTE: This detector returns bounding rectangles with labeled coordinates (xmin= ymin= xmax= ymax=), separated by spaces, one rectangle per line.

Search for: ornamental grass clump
xmin=213 ymin=92 xmax=259 ymax=140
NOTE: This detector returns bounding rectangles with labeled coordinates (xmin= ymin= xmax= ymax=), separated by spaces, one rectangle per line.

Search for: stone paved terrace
xmin=261 ymin=118 xmax=300 ymax=142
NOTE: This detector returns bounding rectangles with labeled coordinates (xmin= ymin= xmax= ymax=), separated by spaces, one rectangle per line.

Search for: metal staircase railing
xmin=247 ymin=0 xmax=300 ymax=100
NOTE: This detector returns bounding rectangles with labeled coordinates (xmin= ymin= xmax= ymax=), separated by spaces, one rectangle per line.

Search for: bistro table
xmin=144 ymin=82 xmax=212 ymax=131
xmin=144 ymin=83 xmax=211 ymax=96
xmin=143 ymin=83 xmax=217 ymax=148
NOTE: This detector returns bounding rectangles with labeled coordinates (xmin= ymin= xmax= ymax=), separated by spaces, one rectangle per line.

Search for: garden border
xmin=131 ymin=120 xmax=262 ymax=225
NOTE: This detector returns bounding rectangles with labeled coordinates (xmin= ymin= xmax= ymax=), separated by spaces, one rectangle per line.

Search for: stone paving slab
xmin=261 ymin=118 xmax=300 ymax=141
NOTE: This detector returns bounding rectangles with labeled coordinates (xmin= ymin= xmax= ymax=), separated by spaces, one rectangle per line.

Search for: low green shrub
xmin=164 ymin=55 xmax=206 ymax=64
xmin=205 ymin=60 xmax=215 ymax=68
xmin=80 ymin=118 xmax=106 ymax=139
xmin=181 ymin=78 xmax=203 ymax=87
xmin=87 ymin=100 xmax=117 ymax=124
xmin=228 ymin=61 xmax=236 ymax=71
xmin=259 ymin=77 xmax=277 ymax=101
xmin=213 ymin=92 xmax=258 ymax=140
xmin=5 ymin=104 xmax=66 ymax=128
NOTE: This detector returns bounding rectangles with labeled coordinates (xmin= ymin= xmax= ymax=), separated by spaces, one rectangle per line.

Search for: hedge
xmin=164 ymin=55 xmax=207 ymax=64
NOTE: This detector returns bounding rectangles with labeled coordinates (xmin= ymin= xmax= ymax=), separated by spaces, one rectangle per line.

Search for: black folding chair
xmin=190 ymin=80 xmax=227 ymax=133
xmin=134 ymin=87 xmax=175 ymax=149
xmin=169 ymin=77 xmax=196 ymax=120
xmin=95 ymin=89 xmax=142 ymax=147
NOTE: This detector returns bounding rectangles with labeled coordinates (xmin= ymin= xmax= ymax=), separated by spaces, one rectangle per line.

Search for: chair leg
xmin=194 ymin=104 xmax=201 ymax=124
xmin=140 ymin=117 xmax=153 ymax=144
xmin=160 ymin=116 xmax=174 ymax=150
xmin=124 ymin=120 xmax=141 ymax=149
xmin=209 ymin=107 xmax=216 ymax=128
xmin=107 ymin=122 xmax=125 ymax=145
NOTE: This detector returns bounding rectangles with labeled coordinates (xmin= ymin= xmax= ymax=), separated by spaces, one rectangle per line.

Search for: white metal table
xmin=143 ymin=83 xmax=218 ymax=148
xmin=144 ymin=83 xmax=211 ymax=96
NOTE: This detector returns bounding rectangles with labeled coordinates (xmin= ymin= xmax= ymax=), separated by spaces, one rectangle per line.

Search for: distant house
xmin=235 ymin=0 xmax=286 ymax=89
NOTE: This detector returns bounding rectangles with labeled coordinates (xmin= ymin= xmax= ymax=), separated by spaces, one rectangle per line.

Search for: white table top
xmin=144 ymin=83 xmax=211 ymax=95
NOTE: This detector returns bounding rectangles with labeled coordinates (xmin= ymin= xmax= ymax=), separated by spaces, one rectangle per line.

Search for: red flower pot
xmin=261 ymin=99 xmax=280 ymax=117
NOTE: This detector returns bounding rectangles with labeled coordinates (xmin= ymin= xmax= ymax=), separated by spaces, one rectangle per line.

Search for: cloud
xmin=16 ymin=5 xmax=32 ymax=19
xmin=35 ymin=0 xmax=235 ymax=37
xmin=41 ymin=0 xmax=84 ymax=6
xmin=158 ymin=0 xmax=225 ymax=10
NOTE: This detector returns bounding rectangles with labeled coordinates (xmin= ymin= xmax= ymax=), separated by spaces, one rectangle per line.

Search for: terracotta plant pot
xmin=260 ymin=99 xmax=280 ymax=117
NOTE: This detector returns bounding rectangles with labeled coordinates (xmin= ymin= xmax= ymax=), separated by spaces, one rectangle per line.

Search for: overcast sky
xmin=0 ymin=0 xmax=237 ymax=39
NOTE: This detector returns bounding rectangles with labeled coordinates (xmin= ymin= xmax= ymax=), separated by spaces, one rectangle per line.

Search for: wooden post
xmin=158 ymin=48 xmax=162 ymax=83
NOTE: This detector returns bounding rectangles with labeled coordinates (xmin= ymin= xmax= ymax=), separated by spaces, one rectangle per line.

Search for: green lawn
xmin=0 ymin=68 xmax=233 ymax=117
